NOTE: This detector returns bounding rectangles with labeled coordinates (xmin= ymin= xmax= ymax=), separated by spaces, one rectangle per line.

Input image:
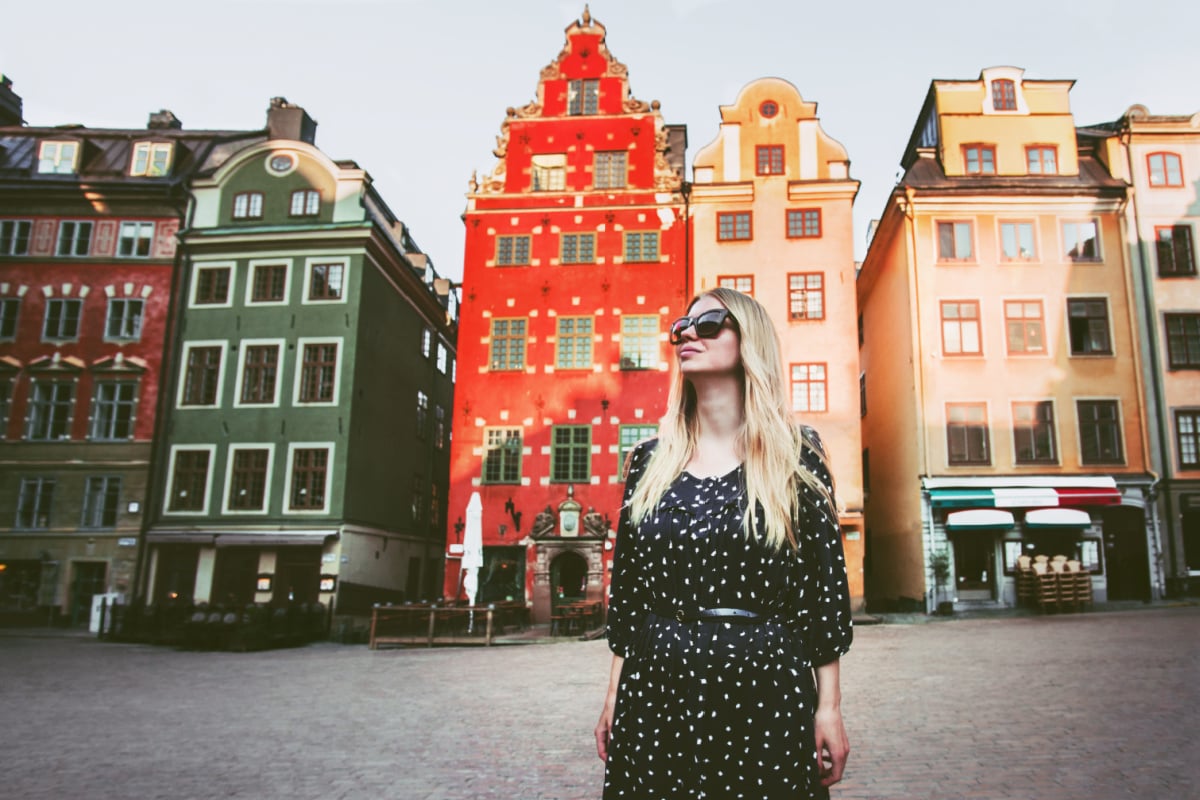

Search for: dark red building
xmin=444 ymin=9 xmax=689 ymax=623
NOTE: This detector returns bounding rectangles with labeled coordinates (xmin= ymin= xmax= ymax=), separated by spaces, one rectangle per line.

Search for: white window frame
xmin=42 ymin=297 xmax=83 ymax=341
xmin=175 ymin=340 xmax=228 ymax=409
xmin=436 ymin=342 xmax=448 ymax=374
xmin=38 ymin=141 xmax=79 ymax=174
xmin=189 ymin=262 xmax=236 ymax=308
xmin=301 ymin=257 xmax=350 ymax=305
xmin=232 ymin=338 xmax=285 ymax=409
xmin=130 ymin=142 xmax=173 ymax=177
xmin=163 ymin=444 xmax=217 ymax=516
xmin=0 ymin=219 xmax=32 ymax=255
xmin=56 ymin=220 xmax=93 ymax=257
xmin=104 ymin=297 xmax=144 ymax=342
xmin=292 ymin=336 xmax=342 ymax=407
xmin=244 ymin=258 xmax=293 ymax=307
xmin=283 ymin=441 xmax=336 ymax=516
xmin=117 ymin=221 xmax=155 ymax=258
xmin=289 ymin=189 xmax=320 ymax=216
xmin=222 ymin=443 xmax=276 ymax=515
xmin=232 ymin=191 xmax=264 ymax=220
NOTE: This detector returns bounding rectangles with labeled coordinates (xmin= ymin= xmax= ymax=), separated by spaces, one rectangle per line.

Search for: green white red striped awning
xmin=928 ymin=481 xmax=1121 ymax=509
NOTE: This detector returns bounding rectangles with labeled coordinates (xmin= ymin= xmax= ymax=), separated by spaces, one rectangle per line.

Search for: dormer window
xmin=963 ymin=145 xmax=995 ymax=175
xmin=531 ymin=154 xmax=566 ymax=191
xmin=1026 ymin=146 xmax=1058 ymax=175
xmin=37 ymin=141 xmax=79 ymax=174
xmin=131 ymin=142 xmax=173 ymax=176
xmin=289 ymin=189 xmax=320 ymax=217
xmin=233 ymin=192 xmax=264 ymax=219
xmin=992 ymin=79 xmax=1017 ymax=111
xmin=568 ymin=79 xmax=599 ymax=115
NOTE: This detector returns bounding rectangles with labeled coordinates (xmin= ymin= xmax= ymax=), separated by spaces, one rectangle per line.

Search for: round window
xmin=759 ymin=101 xmax=779 ymax=119
xmin=267 ymin=153 xmax=296 ymax=174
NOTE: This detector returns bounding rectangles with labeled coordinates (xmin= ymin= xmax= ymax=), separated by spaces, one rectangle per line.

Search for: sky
xmin=3 ymin=0 xmax=1198 ymax=279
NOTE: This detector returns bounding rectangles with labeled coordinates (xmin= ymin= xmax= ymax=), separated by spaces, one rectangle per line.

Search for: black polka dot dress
xmin=604 ymin=433 xmax=852 ymax=800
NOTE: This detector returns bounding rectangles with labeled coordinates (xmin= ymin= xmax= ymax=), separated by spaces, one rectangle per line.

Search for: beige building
xmin=689 ymin=78 xmax=864 ymax=608
xmin=858 ymin=67 xmax=1156 ymax=612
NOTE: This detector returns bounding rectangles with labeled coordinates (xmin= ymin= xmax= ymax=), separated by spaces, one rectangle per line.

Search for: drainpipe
xmin=681 ymin=180 xmax=692 ymax=296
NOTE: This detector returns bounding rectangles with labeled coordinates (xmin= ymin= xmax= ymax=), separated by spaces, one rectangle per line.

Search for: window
xmin=16 ymin=478 xmax=55 ymax=528
xmin=1026 ymin=146 xmax=1057 ymax=175
xmin=298 ymin=342 xmax=338 ymax=403
xmin=717 ymin=212 xmax=752 ymax=241
xmin=790 ymin=363 xmax=827 ymax=412
xmin=619 ymin=424 xmax=657 ymax=470
xmin=1156 ymin=225 xmax=1195 ymax=276
xmin=1147 ymin=152 xmax=1184 ymax=187
xmin=81 ymin=477 xmax=120 ymax=528
xmin=490 ymin=318 xmax=526 ymax=370
xmin=496 ymin=235 xmax=531 ymax=266
xmin=624 ymin=232 xmax=659 ymax=263
xmin=1177 ymin=410 xmax=1200 ymax=468
xmin=1005 ymin=300 xmax=1046 ymax=354
xmin=594 ymin=151 xmax=627 ymax=189
xmin=421 ymin=328 xmax=432 ymax=358
xmin=1078 ymin=400 xmax=1123 ymax=465
xmin=232 ymin=191 xmax=264 ymax=219
xmin=117 ymin=221 xmax=154 ymax=257
xmin=27 ymin=382 xmax=74 ymax=440
xmin=756 ymin=145 xmax=784 ymax=176
xmin=859 ymin=373 xmax=866 ymax=417
xmin=786 ymin=209 xmax=821 ymax=239
xmin=963 ymin=145 xmax=996 ymax=175
xmin=0 ymin=379 xmax=10 ymax=437
xmin=1000 ymin=221 xmax=1036 ymax=262
xmin=0 ymin=220 xmax=31 ymax=254
xmin=556 ymin=317 xmax=593 ymax=369
xmin=436 ymin=343 xmax=447 ymax=374
xmin=947 ymin=403 xmax=990 ymax=465
xmin=308 ymin=262 xmax=344 ymax=300
xmin=718 ymin=275 xmax=754 ymax=296
xmin=620 ymin=314 xmax=658 ymax=370
xmin=937 ymin=221 xmax=974 ymax=261
xmin=229 ymin=449 xmax=269 ymax=511
xmin=91 ymin=381 xmax=137 ymax=440
xmin=435 ymin=405 xmax=446 ymax=449
xmin=411 ymin=476 xmax=425 ymax=525
xmin=568 ymin=79 xmax=600 ymax=115
xmin=180 ymin=345 xmax=222 ymax=406
xmin=483 ymin=428 xmax=522 ymax=484
xmin=168 ymin=449 xmax=210 ymax=512
xmin=416 ymin=391 xmax=429 ymax=439
xmin=56 ymin=221 xmax=93 ymax=256
xmin=941 ymin=301 xmax=981 ymax=355
xmin=1165 ymin=314 xmax=1200 ymax=369
xmin=43 ymin=299 xmax=82 ymax=340
xmin=105 ymin=299 xmax=143 ymax=340
xmin=131 ymin=142 xmax=172 ymax=177
xmin=1067 ymin=299 xmax=1112 ymax=356
xmin=992 ymin=79 xmax=1016 ymax=111
xmin=239 ymin=344 xmax=280 ymax=404
xmin=551 ymin=425 xmax=591 ymax=482
xmin=194 ymin=266 xmax=231 ymax=305
xmin=37 ymin=141 xmax=78 ymax=174
xmin=788 ymin=273 xmax=824 ymax=320
xmin=289 ymin=189 xmax=320 ymax=217
xmin=0 ymin=297 xmax=18 ymax=338
xmin=250 ymin=263 xmax=287 ymax=302
xmin=531 ymin=154 xmax=566 ymax=191
xmin=1013 ymin=401 xmax=1057 ymax=464
xmin=289 ymin=447 xmax=329 ymax=510
xmin=429 ymin=482 xmax=440 ymax=530
xmin=561 ymin=233 xmax=596 ymax=264
xmin=1063 ymin=220 xmax=1100 ymax=262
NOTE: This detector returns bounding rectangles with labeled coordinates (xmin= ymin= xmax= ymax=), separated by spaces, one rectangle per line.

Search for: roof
xmin=898 ymin=151 xmax=1124 ymax=194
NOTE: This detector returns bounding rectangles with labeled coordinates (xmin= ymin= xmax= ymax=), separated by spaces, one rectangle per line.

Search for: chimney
xmin=0 ymin=74 xmax=24 ymax=126
xmin=147 ymin=109 xmax=183 ymax=130
xmin=266 ymin=97 xmax=317 ymax=144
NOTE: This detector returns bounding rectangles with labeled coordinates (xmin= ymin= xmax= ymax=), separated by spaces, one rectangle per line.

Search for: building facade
xmin=689 ymin=78 xmax=865 ymax=609
xmin=858 ymin=68 xmax=1155 ymax=612
xmin=445 ymin=9 xmax=688 ymax=624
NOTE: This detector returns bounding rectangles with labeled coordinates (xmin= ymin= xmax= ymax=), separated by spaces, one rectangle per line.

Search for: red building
xmin=445 ymin=9 xmax=688 ymax=623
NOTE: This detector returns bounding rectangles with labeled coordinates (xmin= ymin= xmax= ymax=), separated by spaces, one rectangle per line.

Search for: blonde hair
xmin=627 ymin=288 xmax=833 ymax=550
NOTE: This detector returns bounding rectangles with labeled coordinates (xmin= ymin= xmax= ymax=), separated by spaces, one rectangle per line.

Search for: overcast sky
xmin=4 ymin=0 xmax=1197 ymax=278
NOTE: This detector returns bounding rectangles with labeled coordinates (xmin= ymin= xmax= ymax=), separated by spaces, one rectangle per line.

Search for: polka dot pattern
xmin=604 ymin=435 xmax=852 ymax=800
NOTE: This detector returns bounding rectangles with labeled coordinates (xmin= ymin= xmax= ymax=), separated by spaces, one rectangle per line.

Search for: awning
xmin=929 ymin=480 xmax=1121 ymax=509
xmin=1054 ymin=487 xmax=1121 ymax=507
xmin=928 ymin=489 xmax=995 ymax=508
xmin=1025 ymin=508 xmax=1093 ymax=528
xmin=993 ymin=488 xmax=1059 ymax=508
xmin=946 ymin=509 xmax=1016 ymax=530
xmin=147 ymin=529 xmax=337 ymax=547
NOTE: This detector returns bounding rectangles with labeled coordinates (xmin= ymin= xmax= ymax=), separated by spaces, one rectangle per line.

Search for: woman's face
xmin=675 ymin=295 xmax=741 ymax=376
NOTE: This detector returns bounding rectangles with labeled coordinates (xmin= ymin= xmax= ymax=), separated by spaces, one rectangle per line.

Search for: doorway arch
xmin=549 ymin=551 xmax=588 ymax=607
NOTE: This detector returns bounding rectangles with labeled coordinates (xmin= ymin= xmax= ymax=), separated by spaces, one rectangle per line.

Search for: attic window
xmin=759 ymin=101 xmax=778 ymax=119
xmin=37 ymin=141 xmax=79 ymax=174
xmin=992 ymin=79 xmax=1017 ymax=111
xmin=131 ymin=142 xmax=173 ymax=176
xmin=568 ymin=80 xmax=599 ymax=115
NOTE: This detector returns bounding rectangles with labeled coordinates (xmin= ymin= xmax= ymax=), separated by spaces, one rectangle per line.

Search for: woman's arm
xmin=813 ymin=658 xmax=849 ymax=787
xmin=594 ymin=653 xmax=625 ymax=761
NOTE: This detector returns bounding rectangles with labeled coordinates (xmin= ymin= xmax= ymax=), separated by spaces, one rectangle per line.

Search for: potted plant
xmin=929 ymin=549 xmax=954 ymax=615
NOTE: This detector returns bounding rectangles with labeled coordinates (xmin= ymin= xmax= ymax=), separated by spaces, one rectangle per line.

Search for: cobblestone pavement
xmin=1 ymin=606 xmax=1197 ymax=800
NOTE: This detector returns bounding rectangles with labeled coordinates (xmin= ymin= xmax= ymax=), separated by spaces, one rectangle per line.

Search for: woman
xmin=594 ymin=288 xmax=852 ymax=799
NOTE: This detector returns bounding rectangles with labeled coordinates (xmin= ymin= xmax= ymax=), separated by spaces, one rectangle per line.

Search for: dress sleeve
xmin=605 ymin=439 xmax=655 ymax=658
xmin=794 ymin=426 xmax=853 ymax=667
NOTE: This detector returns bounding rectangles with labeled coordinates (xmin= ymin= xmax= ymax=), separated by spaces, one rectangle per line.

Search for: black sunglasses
xmin=669 ymin=308 xmax=737 ymax=344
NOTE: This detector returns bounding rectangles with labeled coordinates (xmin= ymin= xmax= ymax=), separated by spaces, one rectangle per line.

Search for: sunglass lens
xmin=693 ymin=310 xmax=726 ymax=338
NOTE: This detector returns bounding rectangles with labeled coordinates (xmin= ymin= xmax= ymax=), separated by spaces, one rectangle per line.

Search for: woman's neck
xmin=689 ymin=374 xmax=743 ymax=453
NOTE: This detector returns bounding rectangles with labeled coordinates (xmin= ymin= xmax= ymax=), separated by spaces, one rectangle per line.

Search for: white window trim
xmin=244 ymin=258 xmax=294 ymax=307
xmin=163 ymin=443 xmax=218 ymax=516
xmin=1073 ymin=396 xmax=1127 ymax=468
xmin=189 ymin=261 xmax=236 ymax=309
xmin=42 ymin=297 xmax=84 ymax=342
xmin=300 ymin=256 xmax=350 ymax=306
xmin=232 ymin=338 xmax=286 ymax=409
xmin=283 ymin=441 xmax=336 ymax=516
xmin=102 ymin=297 xmax=144 ymax=343
xmin=222 ymin=443 xmax=276 ymax=515
xmin=117 ymin=221 xmax=156 ymax=259
xmin=130 ymin=142 xmax=174 ymax=177
xmin=176 ymin=339 xmax=228 ymax=409
xmin=292 ymin=336 xmax=343 ymax=407
xmin=1009 ymin=397 xmax=1060 ymax=468
xmin=38 ymin=140 xmax=80 ymax=174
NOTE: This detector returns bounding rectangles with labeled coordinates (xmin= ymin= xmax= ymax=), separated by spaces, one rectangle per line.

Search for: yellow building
xmin=858 ymin=68 xmax=1156 ymax=612
xmin=689 ymin=78 xmax=864 ymax=609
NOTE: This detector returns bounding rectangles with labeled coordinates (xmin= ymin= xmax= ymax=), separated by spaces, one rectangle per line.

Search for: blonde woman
xmin=594 ymin=289 xmax=852 ymax=799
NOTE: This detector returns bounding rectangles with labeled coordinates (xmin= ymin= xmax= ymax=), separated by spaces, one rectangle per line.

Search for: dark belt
xmin=654 ymin=604 xmax=764 ymax=624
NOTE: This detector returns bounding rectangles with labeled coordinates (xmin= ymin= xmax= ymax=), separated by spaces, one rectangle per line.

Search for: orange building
xmin=689 ymin=78 xmax=864 ymax=609
xmin=858 ymin=68 xmax=1155 ymax=612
